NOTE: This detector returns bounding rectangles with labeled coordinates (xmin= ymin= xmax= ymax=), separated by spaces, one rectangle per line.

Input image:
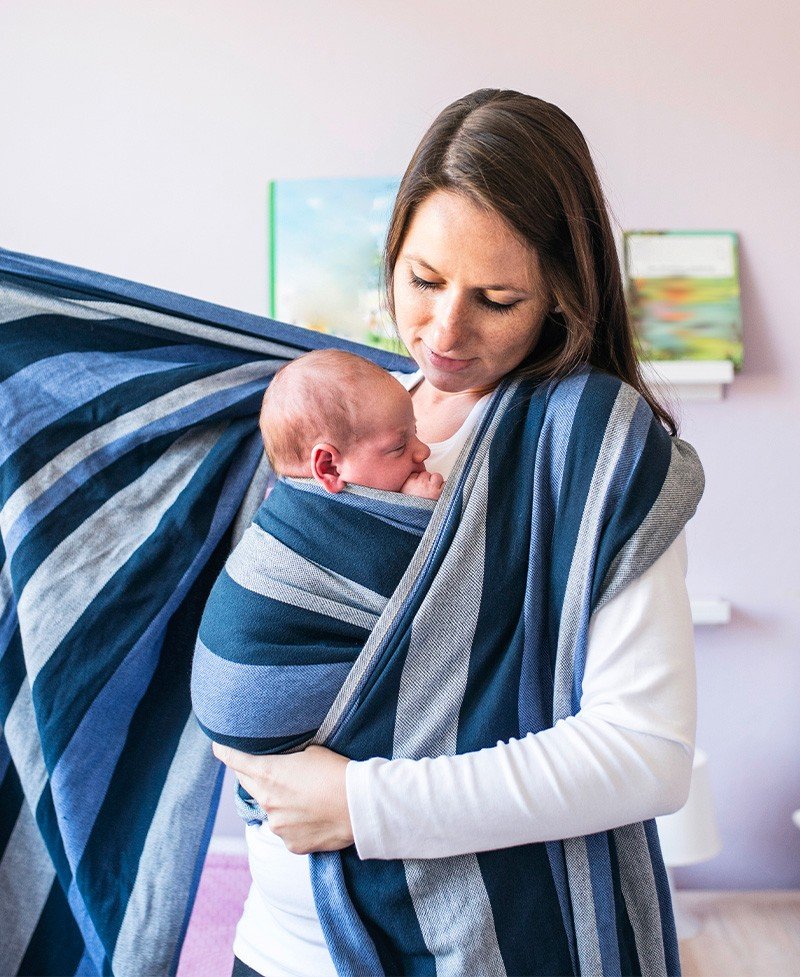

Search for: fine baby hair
xmin=259 ymin=348 xmax=397 ymax=477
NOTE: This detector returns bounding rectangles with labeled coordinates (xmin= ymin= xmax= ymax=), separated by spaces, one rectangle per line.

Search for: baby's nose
xmin=413 ymin=438 xmax=431 ymax=462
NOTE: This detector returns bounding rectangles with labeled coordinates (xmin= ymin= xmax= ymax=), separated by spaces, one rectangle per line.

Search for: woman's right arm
xmin=345 ymin=532 xmax=696 ymax=860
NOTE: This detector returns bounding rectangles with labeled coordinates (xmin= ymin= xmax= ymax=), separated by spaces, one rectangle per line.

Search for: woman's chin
xmin=422 ymin=364 xmax=488 ymax=394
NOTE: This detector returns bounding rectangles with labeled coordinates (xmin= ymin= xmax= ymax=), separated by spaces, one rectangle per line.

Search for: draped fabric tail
xmin=0 ymin=247 xmax=409 ymax=977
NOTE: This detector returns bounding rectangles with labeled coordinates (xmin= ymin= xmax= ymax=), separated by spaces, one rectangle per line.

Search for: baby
xmin=259 ymin=348 xmax=443 ymax=500
xmin=192 ymin=348 xmax=444 ymax=787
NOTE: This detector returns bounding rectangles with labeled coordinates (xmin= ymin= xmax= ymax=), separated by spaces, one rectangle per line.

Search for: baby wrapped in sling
xmin=191 ymin=350 xmax=442 ymax=817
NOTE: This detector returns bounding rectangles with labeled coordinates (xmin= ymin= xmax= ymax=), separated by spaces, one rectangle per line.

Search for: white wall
xmin=2 ymin=0 xmax=798 ymax=887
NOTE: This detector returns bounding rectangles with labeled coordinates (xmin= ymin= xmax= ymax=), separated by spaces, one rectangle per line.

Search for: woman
xmin=216 ymin=89 xmax=701 ymax=977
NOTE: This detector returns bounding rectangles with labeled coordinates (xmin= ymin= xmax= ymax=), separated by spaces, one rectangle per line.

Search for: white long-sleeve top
xmin=233 ymin=373 xmax=697 ymax=977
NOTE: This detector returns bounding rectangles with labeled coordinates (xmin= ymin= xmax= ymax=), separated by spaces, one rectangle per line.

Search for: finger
xmin=211 ymin=742 xmax=262 ymax=778
xmin=212 ymin=742 xmax=233 ymax=764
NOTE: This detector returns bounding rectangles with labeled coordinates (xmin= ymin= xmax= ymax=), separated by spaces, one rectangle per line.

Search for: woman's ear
xmin=310 ymin=443 xmax=346 ymax=493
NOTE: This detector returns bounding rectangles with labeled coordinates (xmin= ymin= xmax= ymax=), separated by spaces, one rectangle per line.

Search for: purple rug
xmin=177 ymin=850 xmax=251 ymax=977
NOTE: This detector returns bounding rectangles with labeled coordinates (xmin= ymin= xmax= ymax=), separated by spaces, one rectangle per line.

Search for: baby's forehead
xmin=352 ymin=374 xmax=409 ymax=421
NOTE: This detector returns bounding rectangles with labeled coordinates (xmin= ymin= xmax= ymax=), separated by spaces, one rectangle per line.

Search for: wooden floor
xmin=677 ymin=890 xmax=800 ymax=977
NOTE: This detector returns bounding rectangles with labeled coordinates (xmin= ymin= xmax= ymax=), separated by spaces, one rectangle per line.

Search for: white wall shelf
xmin=690 ymin=598 xmax=732 ymax=626
xmin=640 ymin=360 xmax=735 ymax=401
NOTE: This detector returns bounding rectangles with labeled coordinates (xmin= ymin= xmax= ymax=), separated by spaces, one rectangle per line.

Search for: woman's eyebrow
xmin=404 ymin=253 xmax=530 ymax=293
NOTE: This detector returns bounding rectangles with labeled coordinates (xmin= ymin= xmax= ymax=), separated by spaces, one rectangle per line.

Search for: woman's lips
xmin=425 ymin=344 xmax=476 ymax=373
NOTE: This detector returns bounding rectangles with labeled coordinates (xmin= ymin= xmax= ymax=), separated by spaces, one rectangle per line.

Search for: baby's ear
xmin=310 ymin=443 xmax=346 ymax=494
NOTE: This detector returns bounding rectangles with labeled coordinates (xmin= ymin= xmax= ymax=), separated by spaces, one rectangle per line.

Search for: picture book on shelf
xmin=623 ymin=230 xmax=743 ymax=369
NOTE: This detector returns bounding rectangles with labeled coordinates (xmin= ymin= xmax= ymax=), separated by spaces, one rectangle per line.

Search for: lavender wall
xmin=1 ymin=0 xmax=798 ymax=888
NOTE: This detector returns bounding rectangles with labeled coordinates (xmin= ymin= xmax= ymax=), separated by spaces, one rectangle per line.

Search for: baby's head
xmin=260 ymin=349 xmax=431 ymax=493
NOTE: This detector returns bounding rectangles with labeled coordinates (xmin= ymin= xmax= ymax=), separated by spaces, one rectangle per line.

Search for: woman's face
xmin=393 ymin=189 xmax=552 ymax=394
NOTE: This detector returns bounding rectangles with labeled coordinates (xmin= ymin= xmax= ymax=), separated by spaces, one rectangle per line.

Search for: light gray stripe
xmin=17 ymin=425 xmax=223 ymax=683
xmin=613 ymin=823 xmax=668 ymax=977
xmin=393 ymin=460 xmax=488 ymax=757
xmin=286 ymin=475 xmax=438 ymax=512
xmin=394 ymin=461 xmax=506 ymax=975
xmin=3 ymin=678 xmax=49 ymax=812
xmin=1 ymin=359 xmax=276 ymax=537
xmin=226 ymin=523 xmax=386 ymax=627
xmin=596 ymin=437 xmax=704 ymax=613
xmin=81 ymin=296 xmax=299 ymax=359
xmin=550 ymin=387 xmax=640 ymax=977
xmin=0 ymin=559 xmax=12 ymax=628
xmin=112 ymin=716 xmax=219 ymax=977
xmin=562 ymin=836 xmax=603 ymax=976
xmin=0 ymin=280 xmax=120 ymax=326
xmin=313 ymin=381 xmax=518 ymax=746
xmin=552 ymin=385 xmax=640 ymax=721
xmin=0 ymin=283 xmax=54 ymax=325
xmin=404 ymin=856 xmax=506 ymax=977
xmin=0 ymin=279 xmax=297 ymax=358
xmin=229 ymin=453 xmax=273 ymax=549
xmin=0 ymin=799 xmax=56 ymax=975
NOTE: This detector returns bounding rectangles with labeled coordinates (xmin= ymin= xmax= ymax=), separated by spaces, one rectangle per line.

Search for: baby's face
xmin=337 ymin=377 xmax=431 ymax=491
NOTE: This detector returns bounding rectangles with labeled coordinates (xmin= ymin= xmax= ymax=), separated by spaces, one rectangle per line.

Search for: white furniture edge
xmin=640 ymin=359 xmax=735 ymax=401
xmin=690 ymin=597 xmax=731 ymax=625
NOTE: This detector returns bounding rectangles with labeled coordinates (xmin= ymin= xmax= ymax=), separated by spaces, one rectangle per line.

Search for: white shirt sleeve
xmin=345 ymin=531 xmax=696 ymax=860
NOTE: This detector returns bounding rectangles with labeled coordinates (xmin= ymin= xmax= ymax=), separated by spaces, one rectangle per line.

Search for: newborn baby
xmin=191 ymin=349 xmax=443 ymax=816
xmin=259 ymin=348 xmax=443 ymax=500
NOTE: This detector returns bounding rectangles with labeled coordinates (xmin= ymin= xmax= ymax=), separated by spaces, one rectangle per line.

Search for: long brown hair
xmin=382 ymin=89 xmax=677 ymax=435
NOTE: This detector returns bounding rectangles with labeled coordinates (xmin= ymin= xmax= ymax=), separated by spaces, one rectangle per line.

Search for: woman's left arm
xmin=215 ymin=531 xmax=695 ymax=857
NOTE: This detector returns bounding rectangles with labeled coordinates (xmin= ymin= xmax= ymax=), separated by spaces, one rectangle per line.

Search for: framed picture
xmin=623 ymin=230 xmax=743 ymax=369
xmin=268 ymin=176 xmax=404 ymax=353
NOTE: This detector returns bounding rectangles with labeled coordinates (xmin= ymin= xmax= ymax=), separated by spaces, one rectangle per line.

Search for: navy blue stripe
xmin=0 ymin=626 xmax=25 ymax=723
xmin=456 ymin=382 xmax=544 ymax=753
xmin=35 ymin=784 xmax=74 ymax=892
xmin=0 ymin=312 xmax=187 ymax=378
xmin=199 ymin=724 xmax=317 ymax=754
xmin=17 ymin=878 xmax=86 ymax=977
xmin=477 ymin=845 xmax=574 ymax=976
xmin=0 ymin=360 xmax=241 ymax=504
xmin=34 ymin=423 xmax=252 ymax=770
xmin=199 ymin=576 xmax=371 ymax=667
xmin=0 ymin=754 xmax=24 ymax=858
xmin=341 ymin=848 xmax=437 ymax=976
xmin=256 ymin=481 xmax=425 ymax=598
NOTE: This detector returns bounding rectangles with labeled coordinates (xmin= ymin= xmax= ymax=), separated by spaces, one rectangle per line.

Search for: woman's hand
xmin=212 ymin=742 xmax=353 ymax=854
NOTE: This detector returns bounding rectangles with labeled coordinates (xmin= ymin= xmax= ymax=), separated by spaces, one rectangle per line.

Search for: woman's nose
xmin=431 ymin=291 xmax=467 ymax=351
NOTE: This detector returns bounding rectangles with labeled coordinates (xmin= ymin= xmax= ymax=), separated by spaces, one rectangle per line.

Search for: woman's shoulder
xmin=544 ymin=365 xmax=644 ymax=410
xmin=540 ymin=366 xmax=662 ymax=444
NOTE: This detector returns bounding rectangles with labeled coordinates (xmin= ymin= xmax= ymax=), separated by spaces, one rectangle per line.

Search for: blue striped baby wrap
xmin=191 ymin=477 xmax=435 ymax=764
xmin=0 ymin=246 xmax=704 ymax=977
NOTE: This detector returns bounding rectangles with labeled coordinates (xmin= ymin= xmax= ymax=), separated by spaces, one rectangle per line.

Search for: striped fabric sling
xmin=191 ymin=476 xmax=436 ymax=820
xmin=0 ymin=246 xmax=703 ymax=976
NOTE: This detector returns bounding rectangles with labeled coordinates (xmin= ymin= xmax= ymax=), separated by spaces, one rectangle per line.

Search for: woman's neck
xmin=411 ymin=378 xmax=485 ymax=444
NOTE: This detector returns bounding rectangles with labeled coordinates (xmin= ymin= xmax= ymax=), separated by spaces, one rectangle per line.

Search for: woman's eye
xmin=478 ymin=295 xmax=519 ymax=315
xmin=393 ymin=445 xmax=406 ymax=453
xmin=410 ymin=273 xmax=518 ymax=315
xmin=409 ymin=273 xmax=439 ymax=291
